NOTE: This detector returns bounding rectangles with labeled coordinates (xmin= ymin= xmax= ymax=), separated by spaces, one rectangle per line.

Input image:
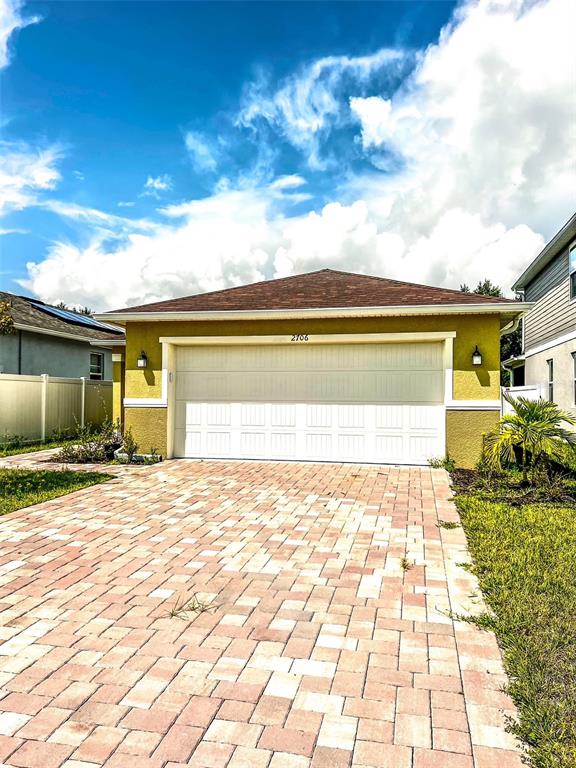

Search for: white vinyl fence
xmin=501 ymin=384 xmax=546 ymax=415
xmin=0 ymin=374 xmax=112 ymax=443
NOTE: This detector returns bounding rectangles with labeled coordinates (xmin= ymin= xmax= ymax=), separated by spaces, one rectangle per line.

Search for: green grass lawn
xmin=0 ymin=438 xmax=79 ymax=458
xmin=0 ymin=468 xmax=111 ymax=515
xmin=455 ymin=482 xmax=576 ymax=768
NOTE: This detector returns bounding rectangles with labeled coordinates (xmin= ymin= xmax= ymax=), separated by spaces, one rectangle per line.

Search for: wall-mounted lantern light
xmin=137 ymin=351 xmax=148 ymax=369
xmin=472 ymin=345 xmax=482 ymax=366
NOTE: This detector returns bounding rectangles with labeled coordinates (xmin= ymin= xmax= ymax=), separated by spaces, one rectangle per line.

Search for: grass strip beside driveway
xmin=0 ymin=468 xmax=110 ymax=515
xmin=0 ymin=438 xmax=78 ymax=458
xmin=456 ymin=494 xmax=576 ymax=768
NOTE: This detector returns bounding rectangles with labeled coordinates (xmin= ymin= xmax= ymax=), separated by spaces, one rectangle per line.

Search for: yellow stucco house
xmin=97 ymin=269 xmax=529 ymax=468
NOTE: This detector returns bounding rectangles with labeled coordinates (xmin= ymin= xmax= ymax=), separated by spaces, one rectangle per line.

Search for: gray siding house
xmin=0 ymin=292 xmax=124 ymax=379
xmin=511 ymin=213 xmax=576 ymax=416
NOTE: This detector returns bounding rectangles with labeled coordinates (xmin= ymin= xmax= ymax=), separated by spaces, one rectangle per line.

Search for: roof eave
xmin=513 ymin=212 xmax=576 ymax=291
xmin=14 ymin=322 xmax=124 ymax=345
xmin=96 ymin=302 xmax=532 ymax=326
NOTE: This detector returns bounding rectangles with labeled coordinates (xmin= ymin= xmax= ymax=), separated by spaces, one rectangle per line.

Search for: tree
xmin=460 ymin=279 xmax=503 ymax=297
xmin=0 ymin=300 xmax=15 ymax=335
xmin=483 ymin=393 xmax=576 ymax=484
xmin=55 ymin=301 xmax=93 ymax=316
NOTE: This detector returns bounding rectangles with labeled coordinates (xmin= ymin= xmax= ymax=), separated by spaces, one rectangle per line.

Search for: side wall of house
xmin=0 ymin=330 xmax=113 ymax=380
xmin=523 ymin=246 xmax=576 ymax=351
xmin=525 ymin=339 xmax=576 ymax=419
xmin=121 ymin=314 xmax=502 ymax=467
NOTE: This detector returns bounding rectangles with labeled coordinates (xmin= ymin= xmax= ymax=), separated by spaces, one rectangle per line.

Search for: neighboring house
xmin=0 ymin=291 xmax=125 ymax=380
xmin=509 ymin=213 xmax=576 ymax=416
xmin=97 ymin=269 xmax=529 ymax=468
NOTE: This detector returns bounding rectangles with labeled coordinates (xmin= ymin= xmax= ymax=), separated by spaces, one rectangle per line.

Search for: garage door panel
xmin=271 ymin=432 xmax=296 ymax=456
xmin=306 ymin=433 xmax=332 ymax=457
xmin=240 ymin=432 xmax=266 ymax=455
xmin=271 ymin=405 xmax=296 ymax=427
xmin=338 ymin=406 xmax=366 ymax=428
xmin=375 ymin=434 xmax=405 ymax=459
xmin=174 ymin=342 xmax=445 ymax=464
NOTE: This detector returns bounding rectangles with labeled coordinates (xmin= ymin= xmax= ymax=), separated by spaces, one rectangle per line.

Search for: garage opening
xmin=173 ymin=341 xmax=446 ymax=464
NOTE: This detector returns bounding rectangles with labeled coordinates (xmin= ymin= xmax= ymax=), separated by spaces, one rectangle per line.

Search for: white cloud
xmin=237 ymin=48 xmax=408 ymax=168
xmin=0 ymin=226 xmax=28 ymax=235
xmin=117 ymin=200 xmax=135 ymax=208
xmin=349 ymin=0 xmax=576 ymax=238
xmin=21 ymin=187 xmax=275 ymax=310
xmin=184 ymin=131 xmax=218 ymax=172
xmin=40 ymin=199 xmax=158 ymax=233
xmin=22 ymin=0 xmax=575 ymax=309
xmin=0 ymin=141 xmax=62 ymax=215
xmin=142 ymin=174 xmax=172 ymax=197
xmin=0 ymin=0 xmax=39 ymax=69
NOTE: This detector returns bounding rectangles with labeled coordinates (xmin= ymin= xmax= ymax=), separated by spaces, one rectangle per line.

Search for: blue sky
xmin=0 ymin=0 xmax=574 ymax=310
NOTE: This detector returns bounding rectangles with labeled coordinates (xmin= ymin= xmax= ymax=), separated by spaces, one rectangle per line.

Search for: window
xmin=570 ymin=243 xmax=576 ymax=300
xmin=547 ymin=358 xmax=554 ymax=401
xmin=90 ymin=352 xmax=103 ymax=380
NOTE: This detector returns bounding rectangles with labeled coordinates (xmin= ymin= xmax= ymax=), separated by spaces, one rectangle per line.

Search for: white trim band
xmin=98 ymin=302 xmax=530 ymax=324
xmin=445 ymin=400 xmax=501 ymax=411
xmin=124 ymin=398 xmax=167 ymax=408
xmin=159 ymin=331 xmax=457 ymax=346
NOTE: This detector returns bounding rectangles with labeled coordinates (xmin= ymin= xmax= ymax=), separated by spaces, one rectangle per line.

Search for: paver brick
xmin=0 ymin=457 xmax=521 ymax=768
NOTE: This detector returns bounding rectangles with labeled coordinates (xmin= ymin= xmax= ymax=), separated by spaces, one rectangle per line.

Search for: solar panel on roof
xmin=30 ymin=302 xmax=121 ymax=333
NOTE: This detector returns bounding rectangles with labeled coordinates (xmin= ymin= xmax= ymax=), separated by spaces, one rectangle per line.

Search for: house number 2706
xmin=291 ymin=334 xmax=309 ymax=341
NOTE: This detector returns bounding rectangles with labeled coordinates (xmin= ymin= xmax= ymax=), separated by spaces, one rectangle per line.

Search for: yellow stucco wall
xmin=124 ymin=407 xmax=167 ymax=458
xmin=122 ymin=313 xmax=502 ymax=467
xmin=124 ymin=314 xmax=501 ymax=400
xmin=446 ymin=410 xmax=500 ymax=469
xmin=112 ymin=359 xmax=125 ymax=426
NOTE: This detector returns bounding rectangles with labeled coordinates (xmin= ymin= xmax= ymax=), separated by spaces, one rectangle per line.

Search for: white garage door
xmin=173 ymin=342 xmax=446 ymax=464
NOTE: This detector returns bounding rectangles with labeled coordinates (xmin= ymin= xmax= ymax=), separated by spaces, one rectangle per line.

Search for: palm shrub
xmin=483 ymin=393 xmax=576 ymax=484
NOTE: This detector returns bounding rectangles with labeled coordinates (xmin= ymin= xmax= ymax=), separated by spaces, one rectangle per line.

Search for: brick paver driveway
xmin=0 ymin=460 xmax=521 ymax=768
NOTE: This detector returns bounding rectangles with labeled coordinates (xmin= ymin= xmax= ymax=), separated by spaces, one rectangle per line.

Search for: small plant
xmin=122 ymin=427 xmax=138 ymax=463
xmin=55 ymin=420 xmax=121 ymax=464
xmin=483 ymin=393 xmax=576 ymax=484
xmin=400 ymin=556 xmax=412 ymax=572
xmin=143 ymin=447 xmax=161 ymax=465
xmin=0 ymin=432 xmax=26 ymax=452
xmin=428 ymin=455 xmax=457 ymax=472
xmin=437 ymin=520 xmax=460 ymax=529
xmin=166 ymin=593 xmax=218 ymax=620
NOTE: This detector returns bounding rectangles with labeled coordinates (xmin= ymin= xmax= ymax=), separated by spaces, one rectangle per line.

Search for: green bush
xmin=483 ymin=394 xmax=576 ymax=483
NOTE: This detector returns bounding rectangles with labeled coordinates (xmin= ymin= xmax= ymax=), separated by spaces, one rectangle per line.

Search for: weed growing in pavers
xmin=166 ymin=593 xmax=219 ymax=620
xmin=437 ymin=520 xmax=460 ymax=529
xmin=400 ymin=557 xmax=412 ymax=572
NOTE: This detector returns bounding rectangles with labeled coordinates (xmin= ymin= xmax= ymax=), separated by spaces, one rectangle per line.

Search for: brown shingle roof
xmin=108 ymin=269 xmax=512 ymax=314
xmin=1 ymin=292 xmax=124 ymax=342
